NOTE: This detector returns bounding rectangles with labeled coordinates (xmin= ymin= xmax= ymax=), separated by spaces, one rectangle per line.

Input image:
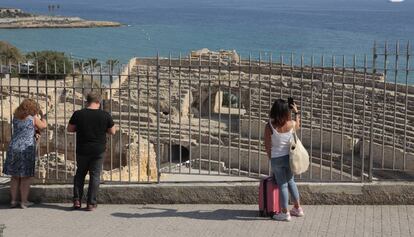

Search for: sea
xmin=0 ymin=0 xmax=414 ymax=66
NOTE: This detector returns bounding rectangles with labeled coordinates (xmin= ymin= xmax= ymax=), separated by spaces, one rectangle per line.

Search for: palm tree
xmin=106 ymin=59 xmax=119 ymax=74
xmin=86 ymin=58 xmax=100 ymax=68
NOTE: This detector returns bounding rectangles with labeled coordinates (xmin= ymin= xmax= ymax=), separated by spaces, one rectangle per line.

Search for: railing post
xmin=369 ymin=41 xmax=377 ymax=181
xmin=156 ymin=53 xmax=161 ymax=183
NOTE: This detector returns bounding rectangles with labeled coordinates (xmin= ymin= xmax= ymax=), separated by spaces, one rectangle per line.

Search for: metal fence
xmin=0 ymin=41 xmax=413 ymax=184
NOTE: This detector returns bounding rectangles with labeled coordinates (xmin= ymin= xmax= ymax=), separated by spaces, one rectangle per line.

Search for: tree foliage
xmin=0 ymin=41 xmax=23 ymax=64
xmin=25 ymin=50 xmax=72 ymax=79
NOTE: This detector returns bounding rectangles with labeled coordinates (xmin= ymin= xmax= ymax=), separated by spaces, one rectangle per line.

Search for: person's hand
xmin=35 ymin=129 xmax=41 ymax=142
xmin=292 ymin=103 xmax=298 ymax=113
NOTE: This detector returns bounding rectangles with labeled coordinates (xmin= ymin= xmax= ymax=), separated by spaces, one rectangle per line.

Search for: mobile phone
xmin=288 ymin=97 xmax=294 ymax=109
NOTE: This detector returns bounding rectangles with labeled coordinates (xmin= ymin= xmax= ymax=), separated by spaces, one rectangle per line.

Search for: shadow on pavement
xmin=0 ymin=203 xmax=73 ymax=211
xmin=31 ymin=203 xmax=73 ymax=212
xmin=111 ymin=207 xmax=266 ymax=221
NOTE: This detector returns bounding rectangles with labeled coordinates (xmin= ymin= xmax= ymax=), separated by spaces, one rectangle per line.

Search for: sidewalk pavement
xmin=0 ymin=204 xmax=413 ymax=237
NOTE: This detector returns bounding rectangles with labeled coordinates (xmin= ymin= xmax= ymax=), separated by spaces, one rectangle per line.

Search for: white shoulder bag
xmin=289 ymin=124 xmax=310 ymax=175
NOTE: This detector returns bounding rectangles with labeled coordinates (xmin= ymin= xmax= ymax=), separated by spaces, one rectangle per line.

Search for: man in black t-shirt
xmin=67 ymin=91 xmax=115 ymax=211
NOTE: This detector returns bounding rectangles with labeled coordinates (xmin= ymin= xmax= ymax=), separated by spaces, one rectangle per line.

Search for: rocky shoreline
xmin=0 ymin=8 xmax=121 ymax=29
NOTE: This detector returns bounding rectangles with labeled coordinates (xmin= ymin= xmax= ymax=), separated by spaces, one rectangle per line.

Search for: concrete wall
xmin=2 ymin=182 xmax=414 ymax=205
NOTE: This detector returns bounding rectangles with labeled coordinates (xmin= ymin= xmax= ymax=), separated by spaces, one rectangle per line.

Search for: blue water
xmin=0 ymin=0 xmax=413 ymax=63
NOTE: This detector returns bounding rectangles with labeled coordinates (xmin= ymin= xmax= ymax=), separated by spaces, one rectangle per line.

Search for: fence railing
xmin=0 ymin=41 xmax=413 ymax=184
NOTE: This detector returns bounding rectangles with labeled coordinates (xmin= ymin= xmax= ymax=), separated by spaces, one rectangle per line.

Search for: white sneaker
xmin=290 ymin=207 xmax=304 ymax=217
xmin=20 ymin=202 xmax=34 ymax=209
xmin=272 ymin=212 xmax=291 ymax=221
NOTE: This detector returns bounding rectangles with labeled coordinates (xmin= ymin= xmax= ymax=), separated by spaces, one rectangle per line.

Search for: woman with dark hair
xmin=3 ymin=98 xmax=47 ymax=208
xmin=264 ymin=98 xmax=303 ymax=221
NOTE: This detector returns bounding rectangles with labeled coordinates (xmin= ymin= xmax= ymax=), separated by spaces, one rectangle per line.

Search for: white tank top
xmin=269 ymin=119 xmax=294 ymax=158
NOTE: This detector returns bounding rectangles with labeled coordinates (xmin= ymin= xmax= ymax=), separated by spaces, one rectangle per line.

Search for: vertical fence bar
xmin=198 ymin=55 xmax=202 ymax=174
xmin=54 ymin=61 xmax=58 ymax=180
xmin=362 ymin=55 xmax=367 ymax=181
xmin=127 ymin=63 xmax=132 ymax=182
xmin=81 ymin=62 xmax=85 ymax=107
xmin=146 ymin=64 xmax=151 ymax=181
xmin=268 ymin=53 xmax=273 ymax=176
xmin=137 ymin=61 xmax=141 ymax=181
xmin=208 ymin=55 xmax=212 ymax=174
xmin=403 ymin=41 xmax=410 ymax=170
xmin=0 ymin=58 xmax=4 ymax=172
xmin=310 ymin=55 xmax=314 ymax=180
xmin=381 ymin=42 xmax=388 ymax=169
xmin=36 ymin=61 xmax=41 ymax=179
xmin=299 ymin=54 xmax=304 ymax=179
xmin=218 ymin=57 xmax=222 ymax=175
xmin=18 ymin=62 xmax=21 ymax=105
xmin=156 ymin=53 xmax=161 ymax=182
xmin=45 ymin=60 xmax=50 ymax=179
xmin=8 ymin=61 xmax=12 ymax=147
xmin=258 ymin=53 xmax=262 ymax=176
xmin=99 ymin=63 xmax=104 ymax=183
xmin=228 ymin=56 xmax=232 ymax=175
xmin=290 ymin=53 xmax=294 ymax=98
xmin=109 ymin=62 xmax=113 ymax=181
xmin=341 ymin=56 xmax=346 ymax=181
xmin=248 ymin=54 xmax=252 ymax=176
xmin=280 ymin=55 xmax=284 ymax=98
xmin=118 ymin=64 xmax=122 ymax=182
xmin=320 ymin=55 xmax=324 ymax=180
xmin=63 ymin=62 xmax=67 ymax=180
xmin=238 ymin=54 xmax=242 ymax=176
xmin=72 ymin=61 xmax=77 ymax=180
xmin=392 ymin=41 xmax=399 ymax=170
xmin=178 ymin=54 xmax=182 ymax=173
xmin=188 ymin=56 xmax=192 ymax=174
xmin=168 ymin=54 xmax=172 ymax=173
xmin=330 ymin=56 xmax=335 ymax=181
xmin=369 ymin=42 xmax=378 ymax=181
xmin=351 ymin=56 xmax=356 ymax=180
xmin=26 ymin=60 xmax=30 ymax=98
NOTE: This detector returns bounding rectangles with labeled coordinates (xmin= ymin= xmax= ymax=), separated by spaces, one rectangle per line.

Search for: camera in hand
xmin=288 ymin=97 xmax=295 ymax=109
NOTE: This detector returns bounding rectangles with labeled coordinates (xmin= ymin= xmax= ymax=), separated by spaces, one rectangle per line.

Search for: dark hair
xmin=269 ymin=99 xmax=291 ymax=127
xmin=86 ymin=91 xmax=101 ymax=104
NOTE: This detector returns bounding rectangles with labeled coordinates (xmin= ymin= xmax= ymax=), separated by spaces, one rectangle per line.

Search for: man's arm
xmin=67 ymin=124 xmax=76 ymax=133
xmin=106 ymin=113 xmax=116 ymax=135
xmin=67 ymin=111 xmax=77 ymax=133
xmin=107 ymin=126 xmax=116 ymax=135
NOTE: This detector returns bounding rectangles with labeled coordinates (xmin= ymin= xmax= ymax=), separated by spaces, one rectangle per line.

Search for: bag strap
xmin=266 ymin=122 xmax=273 ymax=135
xmin=291 ymin=121 xmax=298 ymax=143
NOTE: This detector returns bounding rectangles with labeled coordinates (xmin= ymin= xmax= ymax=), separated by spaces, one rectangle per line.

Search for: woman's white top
xmin=269 ymin=119 xmax=293 ymax=158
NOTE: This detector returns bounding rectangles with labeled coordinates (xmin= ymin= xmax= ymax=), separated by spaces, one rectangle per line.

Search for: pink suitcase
xmin=258 ymin=176 xmax=280 ymax=217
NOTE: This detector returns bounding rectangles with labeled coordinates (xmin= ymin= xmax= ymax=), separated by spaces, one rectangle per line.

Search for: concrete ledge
xmin=1 ymin=182 xmax=414 ymax=205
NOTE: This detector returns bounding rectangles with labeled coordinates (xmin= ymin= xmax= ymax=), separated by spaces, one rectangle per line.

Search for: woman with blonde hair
xmin=3 ymin=98 xmax=47 ymax=208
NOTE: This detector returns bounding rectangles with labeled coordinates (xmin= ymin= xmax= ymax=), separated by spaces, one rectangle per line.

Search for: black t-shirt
xmin=69 ymin=108 xmax=114 ymax=156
